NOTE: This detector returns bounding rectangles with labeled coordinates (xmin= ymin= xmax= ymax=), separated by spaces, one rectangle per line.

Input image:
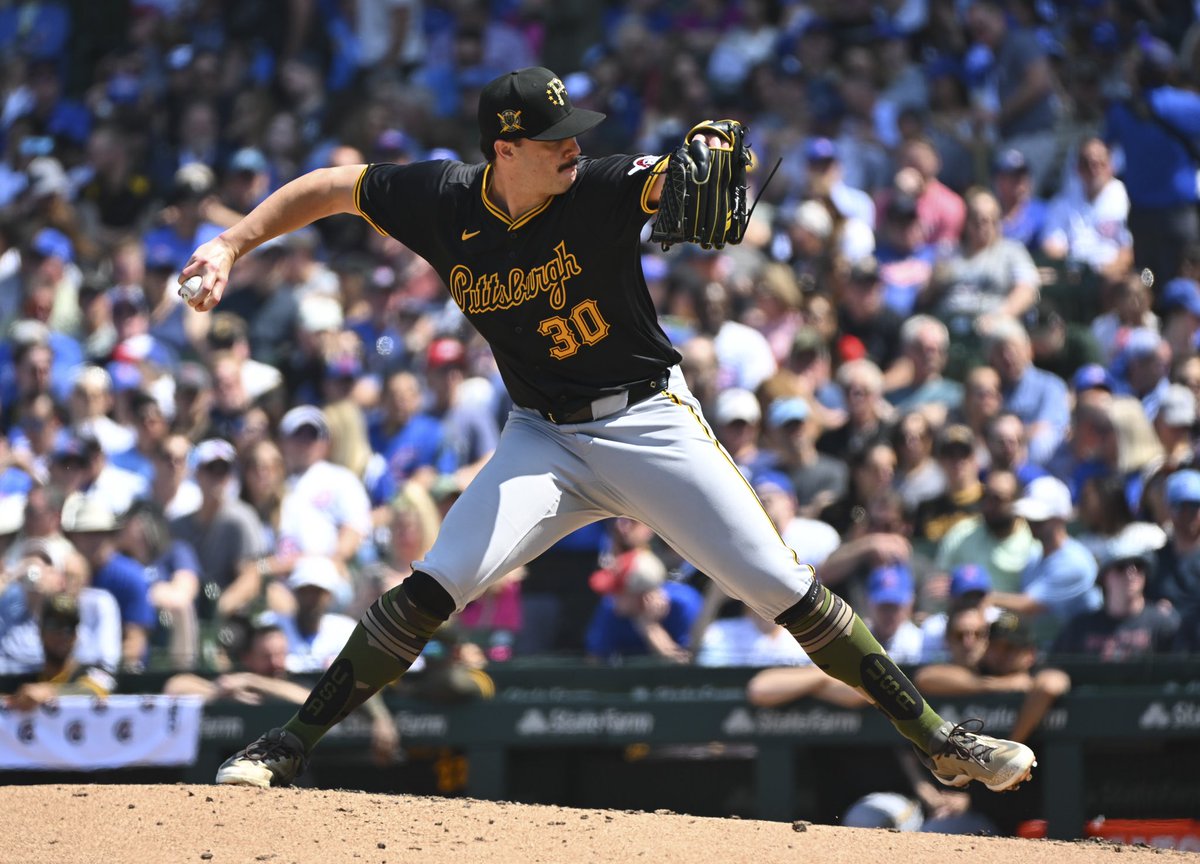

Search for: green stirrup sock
xmin=778 ymin=582 xmax=945 ymax=753
xmin=282 ymin=583 xmax=447 ymax=752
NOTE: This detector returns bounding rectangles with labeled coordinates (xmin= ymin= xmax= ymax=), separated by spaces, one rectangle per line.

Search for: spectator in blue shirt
xmin=965 ymin=1 xmax=1059 ymax=194
xmin=110 ymin=391 xmax=170 ymax=485
xmin=141 ymin=163 xmax=224 ymax=272
xmin=61 ymin=492 xmax=157 ymax=672
xmin=986 ymin=318 xmax=1069 ymax=467
xmin=584 ymin=548 xmax=702 ymax=663
xmin=365 ymin=371 xmax=454 ymax=508
xmin=1111 ymin=328 xmax=1171 ymax=421
xmin=990 ymin=476 xmax=1101 ymax=647
xmin=1105 ymin=37 xmax=1200 ymax=286
xmin=874 ymin=192 xmax=936 ymax=318
xmin=983 ymin=413 xmax=1048 ymax=489
xmin=993 ymin=149 xmax=1047 ymax=251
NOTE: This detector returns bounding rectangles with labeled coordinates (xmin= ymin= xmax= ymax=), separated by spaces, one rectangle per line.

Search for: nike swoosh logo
xmin=461 ymin=229 xmax=481 ymax=241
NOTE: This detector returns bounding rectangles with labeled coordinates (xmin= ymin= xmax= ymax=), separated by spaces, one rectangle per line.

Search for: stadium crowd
xmin=2 ymin=0 xmax=1200 ymax=704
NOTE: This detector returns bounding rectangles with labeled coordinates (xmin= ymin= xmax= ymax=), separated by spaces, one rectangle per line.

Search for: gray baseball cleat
xmin=918 ymin=719 xmax=1037 ymax=792
xmin=215 ymin=728 xmax=308 ymax=788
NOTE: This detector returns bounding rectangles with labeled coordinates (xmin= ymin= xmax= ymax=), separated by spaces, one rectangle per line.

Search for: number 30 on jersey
xmin=537 ymin=298 xmax=611 ymax=360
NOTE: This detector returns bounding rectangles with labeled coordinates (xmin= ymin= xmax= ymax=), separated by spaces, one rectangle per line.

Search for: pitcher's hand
xmin=179 ymin=235 xmax=237 ymax=312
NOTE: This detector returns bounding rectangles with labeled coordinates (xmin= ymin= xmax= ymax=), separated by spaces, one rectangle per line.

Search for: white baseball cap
xmin=61 ymin=493 xmax=118 ymax=533
xmin=714 ymin=388 xmax=762 ymax=426
xmin=0 ymin=494 xmax=25 ymax=535
xmin=194 ymin=438 xmax=237 ymax=467
xmin=1012 ymin=476 xmax=1073 ymax=522
xmin=286 ymin=557 xmax=343 ymax=593
xmin=279 ymin=405 xmax=329 ymax=439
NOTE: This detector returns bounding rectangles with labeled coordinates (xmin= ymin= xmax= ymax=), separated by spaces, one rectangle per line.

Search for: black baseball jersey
xmin=355 ymin=155 xmax=682 ymax=413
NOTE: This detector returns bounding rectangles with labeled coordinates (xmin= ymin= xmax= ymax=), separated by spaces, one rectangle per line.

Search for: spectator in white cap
xmin=713 ymin=388 xmax=762 ymax=473
xmin=277 ymin=406 xmax=371 ymax=575
xmin=1053 ymin=539 xmax=1179 ymax=660
xmin=989 ymin=476 xmax=1100 ymax=646
xmin=61 ymin=492 xmax=157 ymax=671
xmin=260 ymin=556 xmax=356 ymax=673
xmin=1154 ymin=383 xmax=1196 ymax=466
xmin=169 ymin=438 xmax=268 ymax=619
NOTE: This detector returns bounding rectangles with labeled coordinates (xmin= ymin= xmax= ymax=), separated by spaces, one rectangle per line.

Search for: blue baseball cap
xmin=1071 ymin=363 xmax=1114 ymax=393
xmin=753 ymin=470 xmax=796 ymax=500
xmin=1121 ymin=327 xmax=1164 ymax=360
xmin=106 ymin=361 xmax=143 ymax=393
xmin=1166 ymin=470 xmax=1200 ymax=507
xmin=867 ymin=564 xmax=915 ymax=606
xmin=145 ymin=242 xmax=177 ymax=271
xmin=1162 ymin=278 xmax=1200 ymax=317
xmin=641 ymin=254 xmax=669 ymax=282
xmin=993 ymin=148 xmax=1029 ymax=175
xmin=767 ymin=397 xmax=811 ymax=429
xmin=375 ymin=129 xmax=412 ymax=156
xmin=325 ymin=353 xmax=363 ymax=379
xmin=950 ymin=564 xmax=993 ymax=597
xmin=805 ymin=137 xmax=837 ymax=162
xmin=229 ymin=147 xmax=268 ymax=175
xmin=31 ymin=227 xmax=73 ymax=262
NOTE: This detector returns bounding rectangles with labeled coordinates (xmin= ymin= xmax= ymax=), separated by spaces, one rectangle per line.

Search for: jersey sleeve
xmin=355 ymin=161 xmax=450 ymax=245
xmin=577 ymin=153 xmax=669 ymax=221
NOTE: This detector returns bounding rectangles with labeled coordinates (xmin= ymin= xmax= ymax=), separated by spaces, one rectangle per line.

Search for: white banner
xmin=0 ymin=695 xmax=204 ymax=770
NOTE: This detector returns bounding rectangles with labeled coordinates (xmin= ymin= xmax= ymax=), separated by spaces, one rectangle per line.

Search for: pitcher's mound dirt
xmin=0 ymin=784 xmax=1190 ymax=863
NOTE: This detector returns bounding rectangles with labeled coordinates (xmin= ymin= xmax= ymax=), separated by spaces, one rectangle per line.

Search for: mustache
xmin=559 ymin=157 xmax=580 ymax=172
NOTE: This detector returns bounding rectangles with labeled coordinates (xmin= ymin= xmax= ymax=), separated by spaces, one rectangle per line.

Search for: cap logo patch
xmin=546 ymin=77 xmax=567 ymax=106
xmin=498 ymin=109 xmax=524 ymax=133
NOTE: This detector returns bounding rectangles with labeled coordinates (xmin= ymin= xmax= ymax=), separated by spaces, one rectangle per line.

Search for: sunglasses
xmin=41 ymin=619 xmax=77 ymax=633
xmin=948 ymin=628 xmax=988 ymax=642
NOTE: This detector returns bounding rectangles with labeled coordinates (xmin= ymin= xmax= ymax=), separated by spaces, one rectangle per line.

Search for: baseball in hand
xmin=179 ymin=275 xmax=203 ymax=301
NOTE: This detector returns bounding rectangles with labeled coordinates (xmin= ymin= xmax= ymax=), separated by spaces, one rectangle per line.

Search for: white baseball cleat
xmin=919 ymin=719 xmax=1037 ymax=792
xmin=215 ymin=728 xmax=308 ymax=788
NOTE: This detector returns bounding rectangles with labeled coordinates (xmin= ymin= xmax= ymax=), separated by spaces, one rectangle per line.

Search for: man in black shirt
xmin=178 ymin=66 xmax=1034 ymax=794
xmin=1055 ymin=544 xmax=1179 ymax=660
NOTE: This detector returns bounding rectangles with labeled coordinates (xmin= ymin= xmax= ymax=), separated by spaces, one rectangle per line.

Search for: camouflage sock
xmin=283 ymin=579 xmax=449 ymax=752
xmin=776 ymin=581 xmax=945 ymax=753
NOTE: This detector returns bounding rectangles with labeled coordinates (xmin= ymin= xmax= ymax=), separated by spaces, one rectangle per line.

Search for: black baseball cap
xmin=478 ymin=67 xmax=605 ymax=156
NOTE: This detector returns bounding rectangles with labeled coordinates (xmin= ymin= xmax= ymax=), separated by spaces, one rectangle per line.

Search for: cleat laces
xmin=939 ymin=718 xmax=997 ymax=767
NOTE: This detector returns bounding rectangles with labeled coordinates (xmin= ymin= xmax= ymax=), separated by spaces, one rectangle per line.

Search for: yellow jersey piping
xmin=354 ymin=165 xmax=389 ymax=237
xmin=481 ymin=163 xmax=554 ymax=231
xmin=662 ymin=389 xmax=808 ymax=572
xmin=640 ymin=156 xmax=670 ymax=215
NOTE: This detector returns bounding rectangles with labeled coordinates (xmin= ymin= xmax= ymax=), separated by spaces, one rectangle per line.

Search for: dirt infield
xmin=0 ymin=784 xmax=1191 ymax=864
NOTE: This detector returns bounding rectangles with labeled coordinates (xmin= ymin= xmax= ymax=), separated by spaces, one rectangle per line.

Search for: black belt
xmin=539 ymin=372 xmax=670 ymax=425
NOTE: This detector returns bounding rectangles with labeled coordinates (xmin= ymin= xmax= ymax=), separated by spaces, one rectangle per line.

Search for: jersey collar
xmin=481 ymin=163 xmax=554 ymax=231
